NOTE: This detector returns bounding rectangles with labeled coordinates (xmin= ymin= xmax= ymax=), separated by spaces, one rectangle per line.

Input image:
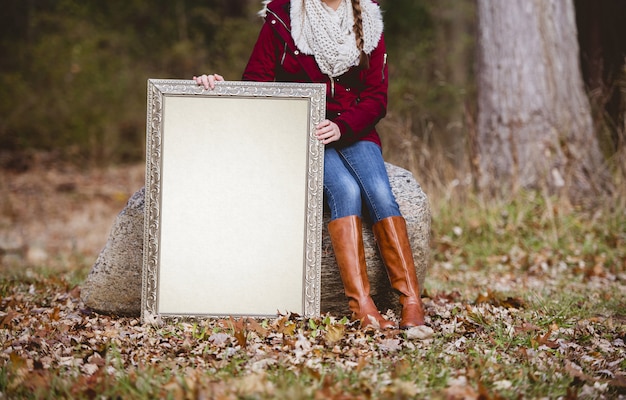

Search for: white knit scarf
xmin=289 ymin=0 xmax=383 ymax=77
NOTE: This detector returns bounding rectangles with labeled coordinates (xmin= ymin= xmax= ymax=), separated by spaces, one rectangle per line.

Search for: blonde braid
xmin=351 ymin=0 xmax=369 ymax=69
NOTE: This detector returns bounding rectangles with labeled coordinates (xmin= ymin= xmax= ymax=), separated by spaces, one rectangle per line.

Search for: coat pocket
xmin=280 ymin=48 xmax=302 ymax=74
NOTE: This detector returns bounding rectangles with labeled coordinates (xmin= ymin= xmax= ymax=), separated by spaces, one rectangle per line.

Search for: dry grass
xmin=379 ymin=112 xmax=626 ymax=215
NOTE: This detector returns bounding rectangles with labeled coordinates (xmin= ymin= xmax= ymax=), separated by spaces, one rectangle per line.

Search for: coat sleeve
xmin=242 ymin=21 xmax=278 ymax=82
xmin=334 ymin=35 xmax=388 ymax=142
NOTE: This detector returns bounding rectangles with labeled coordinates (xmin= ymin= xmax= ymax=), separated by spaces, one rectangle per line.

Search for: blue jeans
xmin=324 ymin=141 xmax=402 ymax=223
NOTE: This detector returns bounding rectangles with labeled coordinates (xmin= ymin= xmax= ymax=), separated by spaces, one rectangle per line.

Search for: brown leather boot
xmin=328 ymin=216 xmax=395 ymax=329
xmin=373 ymin=216 xmax=426 ymax=329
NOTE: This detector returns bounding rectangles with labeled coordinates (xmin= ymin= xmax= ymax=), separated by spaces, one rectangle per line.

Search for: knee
xmin=368 ymin=177 xmax=396 ymax=203
xmin=337 ymin=179 xmax=362 ymax=204
xmin=325 ymin=178 xmax=362 ymax=208
xmin=366 ymin=184 xmax=401 ymax=221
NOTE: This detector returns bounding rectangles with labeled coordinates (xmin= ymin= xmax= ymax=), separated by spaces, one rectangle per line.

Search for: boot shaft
xmin=328 ymin=215 xmax=395 ymax=329
xmin=372 ymin=216 xmax=421 ymax=300
xmin=327 ymin=215 xmax=369 ymax=295
xmin=373 ymin=216 xmax=425 ymax=328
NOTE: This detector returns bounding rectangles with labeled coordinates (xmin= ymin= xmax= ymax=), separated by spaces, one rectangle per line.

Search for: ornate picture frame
xmin=141 ymin=79 xmax=325 ymax=323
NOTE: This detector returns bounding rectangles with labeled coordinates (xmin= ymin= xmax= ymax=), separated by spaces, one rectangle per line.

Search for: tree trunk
xmin=474 ymin=0 xmax=611 ymax=204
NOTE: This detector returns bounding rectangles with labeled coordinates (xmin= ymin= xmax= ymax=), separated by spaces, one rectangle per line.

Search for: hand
xmin=315 ymin=119 xmax=341 ymax=144
xmin=193 ymin=73 xmax=224 ymax=90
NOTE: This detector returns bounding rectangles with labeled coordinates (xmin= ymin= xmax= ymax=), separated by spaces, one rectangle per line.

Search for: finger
xmin=207 ymin=74 xmax=224 ymax=89
xmin=315 ymin=129 xmax=330 ymax=139
xmin=320 ymin=131 xmax=335 ymax=142
xmin=205 ymin=75 xmax=214 ymax=90
xmin=196 ymin=75 xmax=207 ymax=89
xmin=316 ymin=119 xmax=330 ymax=130
xmin=194 ymin=73 xmax=223 ymax=89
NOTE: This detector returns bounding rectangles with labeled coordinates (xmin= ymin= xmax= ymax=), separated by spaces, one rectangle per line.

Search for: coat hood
xmin=258 ymin=0 xmax=272 ymax=17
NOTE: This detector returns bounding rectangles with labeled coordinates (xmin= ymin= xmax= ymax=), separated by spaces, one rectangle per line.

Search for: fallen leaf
xmin=405 ymin=325 xmax=434 ymax=340
xmin=235 ymin=372 xmax=275 ymax=398
xmin=609 ymin=374 xmax=626 ymax=389
xmin=246 ymin=318 xmax=268 ymax=337
xmin=378 ymin=338 xmax=402 ymax=352
xmin=475 ymin=290 xmax=525 ymax=309
xmin=229 ymin=317 xmax=247 ymax=348
xmin=535 ymin=330 xmax=559 ymax=349
xmin=81 ymin=363 xmax=99 ymax=376
xmin=565 ymin=361 xmax=593 ymax=382
xmin=325 ymin=323 xmax=345 ymax=345
xmin=444 ymin=382 xmax=480 ymax=400
xmin=391 ymin=359 xmax=411 ymax=378
xmin=515 ymin=322 xmax=541 ymax=333
xmin=1 ymin=310 xmax=19 ymax=328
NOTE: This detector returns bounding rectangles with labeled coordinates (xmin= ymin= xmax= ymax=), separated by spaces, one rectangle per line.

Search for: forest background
xmin=2 ymin=0 xmax=474 ymax=174
xmin=1 ymin=0 xmax=625 ymax=196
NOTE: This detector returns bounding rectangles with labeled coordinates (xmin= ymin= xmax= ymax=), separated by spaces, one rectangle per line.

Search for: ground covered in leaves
xmin=1 ymin=267 xmax=625 ymax=399
xmin=1 ymin=160 xmax=625 ymax=399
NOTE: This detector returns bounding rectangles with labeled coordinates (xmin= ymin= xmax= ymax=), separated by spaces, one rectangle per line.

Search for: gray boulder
xmin=80 ymin=188 xmax=145 ymax=316
xmin=81 ymin=163 xmax=431 ymax=318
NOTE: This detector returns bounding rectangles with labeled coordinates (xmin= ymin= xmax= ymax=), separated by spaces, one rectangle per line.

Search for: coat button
xmin=346 ymin=88 xmax=351 ymax=92
xmin=271 ymin=20 xmax=276 ymax=24
xmin=294 ymin=50 xmax=300 ymax=55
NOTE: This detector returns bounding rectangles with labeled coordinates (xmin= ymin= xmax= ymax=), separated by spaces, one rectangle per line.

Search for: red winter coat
xmin=242 ymin=0 xmax=388 ymax=148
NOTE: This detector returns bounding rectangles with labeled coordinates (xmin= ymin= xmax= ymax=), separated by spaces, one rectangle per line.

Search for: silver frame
xmin=141 ymin=79 xmax=325 ymax=323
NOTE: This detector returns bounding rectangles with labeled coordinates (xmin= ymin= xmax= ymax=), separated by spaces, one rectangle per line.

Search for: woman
xmin=194 ymin=0 xmax=425 ymax=329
